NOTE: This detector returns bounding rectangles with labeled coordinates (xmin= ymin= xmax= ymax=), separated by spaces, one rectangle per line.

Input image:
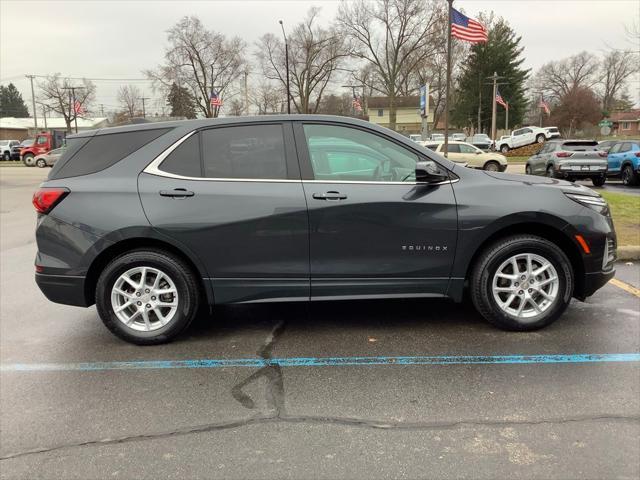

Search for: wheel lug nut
xmin=136 ymin=292 xmax=141 ymax=297
xmin=528 ymin=288 xmax=532 ymax=293
xmin=146 ymin=304 xmax=151 ymax=308
xmin=518 ymin=290 xmax=524 ymax=295
xmin=137 ymin=301 xmax=142 ymax=306
xmin=521 ymin=275 xmax=526 ymax=280
xmin=145 ymin=289 xmax=150 ymax=293
xmin=514 ymin=282 xmax=519 ymax=287
xmin=151 ymin=296 xmax=156 ymax=300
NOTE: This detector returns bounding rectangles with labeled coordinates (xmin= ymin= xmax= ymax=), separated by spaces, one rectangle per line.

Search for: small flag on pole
xmin=496 ymin=88 xmax=508 ymax=109
xmin=539 ymin=99 xmax=550 ymax=115
xmin=210 ymin=91 xmax=222 ymax=107
xmin=352 ymin=94 xmax=362 ymax=112
xmin=451 ymin=8 xmax=488 ymax=43
xmin=73 ymin=100 xmax=84 ymax=115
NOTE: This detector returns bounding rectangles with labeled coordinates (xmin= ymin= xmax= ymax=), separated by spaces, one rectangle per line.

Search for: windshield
xmin=20 ymin=139 xmax=34 ymax=147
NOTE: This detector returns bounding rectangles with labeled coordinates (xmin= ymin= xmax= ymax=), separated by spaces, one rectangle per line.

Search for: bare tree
xmin=337 ymin=0 xmax=442 ymax=131
xmin=256 ymin=8 xmax=350 ymax=114
xmin=117 ymin=85 xmax=141 ymax=118
xmin=251 ymin=81 xmax=285 ymax=114
xmin=532 ymin=51 xmax=601 ymax=100
xmin=145 ymin=16 xmax=246 ymax=118
xmin=599 ymin=49 xmax=639 ymax=113
xmin=38 ymin=74 xmax=96 ymax=132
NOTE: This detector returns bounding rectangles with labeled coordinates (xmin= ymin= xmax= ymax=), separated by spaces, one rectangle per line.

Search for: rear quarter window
xmin=49 ymin=128 xmax=171 ymax=180
xmin=562 ymin=142 xmax=599 ymax=151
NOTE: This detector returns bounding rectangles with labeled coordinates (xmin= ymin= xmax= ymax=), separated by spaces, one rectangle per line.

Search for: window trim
xmin=145 ymin=123 xmax=300 ymax=183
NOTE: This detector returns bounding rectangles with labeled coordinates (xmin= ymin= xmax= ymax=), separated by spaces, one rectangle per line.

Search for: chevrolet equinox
xmin=33 ymin=116 xmax=617 ymax=344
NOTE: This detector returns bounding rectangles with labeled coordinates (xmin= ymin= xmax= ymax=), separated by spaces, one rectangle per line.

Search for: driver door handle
xmin=312 ymin=191 xmax=347 ymax=201
xmin=159 ymin=188 xmax=195 ymax=198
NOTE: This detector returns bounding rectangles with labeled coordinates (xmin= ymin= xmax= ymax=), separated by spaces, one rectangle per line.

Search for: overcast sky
xmin=1 ymin=0 xmax=638 ymax=117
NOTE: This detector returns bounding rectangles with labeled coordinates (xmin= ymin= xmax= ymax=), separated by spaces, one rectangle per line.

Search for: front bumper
xmin=35 ymin=273 xmax=89 ymax=307
xmin=581 ymin=268 xmax=616 ymax=299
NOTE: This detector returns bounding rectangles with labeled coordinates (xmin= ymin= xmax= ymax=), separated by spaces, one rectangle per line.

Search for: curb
xmin=618 ymin=246 xmax=640 ymax=261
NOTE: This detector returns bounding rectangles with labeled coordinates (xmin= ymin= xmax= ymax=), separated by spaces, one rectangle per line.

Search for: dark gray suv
xmin=33 ymin=116 xmax=616 ymax=344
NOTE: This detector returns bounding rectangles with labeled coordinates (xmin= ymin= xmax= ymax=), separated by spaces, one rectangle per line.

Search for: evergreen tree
xmin=451 ymin=18 xmax=529 ymax=133
xmin=166 ymin=82 xmax=197 ymax=119
xmin=0 ymin=83 xmax=30 ymax=117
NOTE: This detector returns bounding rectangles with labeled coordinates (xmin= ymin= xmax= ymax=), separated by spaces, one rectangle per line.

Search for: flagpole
xmin=505 ymin=103 xmax=509 ymax=132
xmin=444 ymin=0 xmax=453 ymax=157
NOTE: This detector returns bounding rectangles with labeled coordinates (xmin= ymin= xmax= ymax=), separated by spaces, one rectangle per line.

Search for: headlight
xmin=564 ymin=192 xmax=609 ymax=214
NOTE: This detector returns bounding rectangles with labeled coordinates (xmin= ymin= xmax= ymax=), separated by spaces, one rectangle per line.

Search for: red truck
xmin=21 ymin=130 xmax=66 ymax=166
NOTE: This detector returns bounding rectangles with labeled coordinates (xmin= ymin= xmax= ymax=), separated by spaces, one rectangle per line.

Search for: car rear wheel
xmin=546 ymin=165 xmax=555 ymax=178
xmin=591 ymin=176 xmax=606 ymax=187
xmin=483 ymin=161 xmax=500 ymax=171
xmin=500 ymin=145 xmax=509 ymax=153
xmin=2 ymin=152 xmax=9 ymax=161
xmin=95 ymin=249 xmax=200 ymax=345
xmin=470 ymin=235 xmax=573 ymax=331
xmin=36 ymin=158 xmax=47 ymax=168
xmin=22 ymin=153 xmax=35 ymax=167
xmin=621 ymin=164 xmax=638 ymax=186
xmin=525 ymin=164 xmax=532 ymax=175
xmin=536 ymin=134 xmax=545 ymax=143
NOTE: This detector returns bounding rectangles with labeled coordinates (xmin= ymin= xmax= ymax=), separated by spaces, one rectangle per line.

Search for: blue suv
xmin=607 ymin=140 xmax=640 ymax=186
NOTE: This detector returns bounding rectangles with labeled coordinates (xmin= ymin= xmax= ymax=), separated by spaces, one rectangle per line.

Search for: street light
xmin=279 ymin=20 xmax=291 ymax=114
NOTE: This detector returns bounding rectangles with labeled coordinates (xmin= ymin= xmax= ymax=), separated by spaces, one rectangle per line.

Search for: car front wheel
xmin=500 ymin=145 xmax=509 ymax=153
xmin=591 ymin=176 xmax=606 ymax=187
xmin=22 ymin=154 xmax=35 ymax=167
xmin=470 ymin=235 xmax=573 ymax=331
xmin=95 ymin=249 xmax=201 ymax=345
xmin=2 ymin=152 xmax=9 ymax=161
xmin=546 ymin=165 xmax=555 ymax=178
xmin=483 ymin=161 xmax=500 ymax=171
xmin=525 ymin=164 xmax=532 ymax=175
xmin=621 ymin=164 xmax=639 ymax=186
xmin=36 ymin=158 xmax=47 ymax=168
xmin=536 ymin=134 xmax=545 ymax=143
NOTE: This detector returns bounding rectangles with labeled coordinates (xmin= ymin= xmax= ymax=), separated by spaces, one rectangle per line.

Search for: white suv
xmin=0 ymin=140 xmax=20 ymax=160
xmin=496 ymin=126 xmax=550 ymax=153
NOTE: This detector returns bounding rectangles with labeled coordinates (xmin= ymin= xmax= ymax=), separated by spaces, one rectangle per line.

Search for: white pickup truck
xmin=495 ymin=126 xmax=553 ymax=153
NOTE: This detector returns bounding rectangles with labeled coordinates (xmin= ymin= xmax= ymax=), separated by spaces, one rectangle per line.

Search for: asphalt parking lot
xmin=1 ymin=166 xmax=639 ymax=479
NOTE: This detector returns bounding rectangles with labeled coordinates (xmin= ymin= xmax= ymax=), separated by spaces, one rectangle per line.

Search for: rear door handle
xmin=312 ymin=191 xmax=347 ymax=201
xmin=159 ymin=188 xmax=194 ymax=198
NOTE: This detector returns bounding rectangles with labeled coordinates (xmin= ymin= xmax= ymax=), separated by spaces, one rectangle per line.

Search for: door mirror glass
xmin=415 ymin=160 xmax=448 ymax=183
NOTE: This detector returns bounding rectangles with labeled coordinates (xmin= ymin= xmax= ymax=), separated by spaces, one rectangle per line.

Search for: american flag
xmin=210 ymin=91 xmax=222 ymax=107
xmin=451 ymin=8 xmax=488 ymax=43
xmin=496 ymin=89 xmax=508 ymax=109
xmin=73 ymin=100 xmax=84 ymax=115
xmin=539 ymin=99 xmax=550 ymax=115
xmin=352 ymin=94 xmax=362 ymax=112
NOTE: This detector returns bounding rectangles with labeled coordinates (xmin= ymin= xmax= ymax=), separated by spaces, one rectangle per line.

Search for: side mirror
xmin=475 ymin=150 xmax=482 ymax=154
xmin=415 ymin=160 xmax=449 ymax=183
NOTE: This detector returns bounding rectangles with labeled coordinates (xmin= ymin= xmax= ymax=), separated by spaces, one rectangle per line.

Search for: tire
xmin=621 ymin=164 xmax=639 ymax=186
xmin=500 ymin=144 xmax=509 ymax=153
xmin=546 ymin=165 xmax=555 ymax=178
xmin=22 ymin=153 xmax=35 ymax=167
xmin=2 ymin=152 xmax=9 ymax=161
xmin=536 ymin=134 xmax=545 ymax=144
xmin=470 ymin=235 xmax=574 ymax=331
xmin=591 ymin=176 xmax=606 ymax=187
xmin=95 ymin=249 xmax=201 ymax=345
xmin=36 ymin=158 xmax=46 ymax=168
xmin=525 ymin=164 xmax=532 ymax=175
xmin=483 ymin=160 xmax=500 ymax=171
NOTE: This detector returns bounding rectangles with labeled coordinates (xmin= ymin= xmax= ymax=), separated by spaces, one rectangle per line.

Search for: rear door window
xmin=447 ymin=144 xmax=461 ymax=153
xmin=201 ymin=124 xmax=287 ymax=179
xmin=159 ymin=133 xmax=202 ymax=178
xmin=50 ymin=128 xmax=170 ymax=179
xmin=619 ymin=143 xmax=632 ymax=153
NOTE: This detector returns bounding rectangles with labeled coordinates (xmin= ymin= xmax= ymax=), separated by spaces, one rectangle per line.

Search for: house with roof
xmin=366 ymin=96 xmax=435 ymax=134
xmin=0 ymin=117 xmax=108 ymax=141
xmin=607 ymin=110 xmax=640 ymax=136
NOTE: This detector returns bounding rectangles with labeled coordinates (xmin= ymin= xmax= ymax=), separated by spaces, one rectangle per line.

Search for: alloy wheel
xmin=111 ymin=266 xmax=179 ymax=332
xmin=492 ymin=253 xmax=559 ymax=321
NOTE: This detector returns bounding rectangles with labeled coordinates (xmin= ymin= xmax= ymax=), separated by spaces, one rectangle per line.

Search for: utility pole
xmin=443 ymin=0 xmax=453 ymax=157
xmin=279 ymin=20 xmax=291 ymax=114
xmin=41 ymin=104 xmax=47 ymax=129
xmin=539 ymin=92 xmax=544 ymax=127
xmin=505 ymin=103 xmax=509 ymax=132
xmin=486 ymin=72 xmax=504 ymax=141
xmin=25 ymin=75 xmax=38 ymax=130
xmin=243 ymin=69 xmax=249 ymax=115
xmin=140 ymin=97 xmax=150 ymax=118
xmin=477 ymin=74 xmax=482 ymax=134
xmin=99 ymin=104 xmax=105 ymax=117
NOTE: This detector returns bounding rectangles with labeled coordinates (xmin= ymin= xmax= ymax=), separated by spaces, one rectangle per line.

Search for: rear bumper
xmin=556 ymin=170 xmax=606 ymax=178
xmin=35 ymin=273 xmax=89 ymax=307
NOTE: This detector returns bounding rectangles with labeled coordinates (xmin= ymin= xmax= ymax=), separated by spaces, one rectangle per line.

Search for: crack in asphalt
xmin=2 ymin=413 xmax=638 ymax=461
xmin=2 ymin=320 xmax=639 ymax=461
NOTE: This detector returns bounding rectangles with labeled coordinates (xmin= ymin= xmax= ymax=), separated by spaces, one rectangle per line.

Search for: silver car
xmin=525 ymin=140 xmax=608 ymax=186
xmin=34 ymin=147 xmax=65 ymax=168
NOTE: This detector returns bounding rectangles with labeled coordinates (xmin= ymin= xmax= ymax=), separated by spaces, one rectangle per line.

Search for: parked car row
xmin=0 ymin=139 xmax=20 ymax=160
xmin=524 ymin=138 xmax=640 ymax=187
xmin=423 ymin=141 xmax=507 ymax=171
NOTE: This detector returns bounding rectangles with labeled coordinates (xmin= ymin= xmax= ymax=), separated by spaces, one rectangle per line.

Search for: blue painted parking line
xmin=2 ymin=353 xmax=639 ymax=372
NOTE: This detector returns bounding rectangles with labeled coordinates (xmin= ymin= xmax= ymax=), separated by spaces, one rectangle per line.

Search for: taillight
xmin=598 ymin=151 xmax=608 ymax=157
xmin=556 ymin=151 xmax=573 ymax=158
xmin=32 ymin=187 xmax=69 ymax=214
xmin=635 ymin=152 xmax=640 ymax=158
